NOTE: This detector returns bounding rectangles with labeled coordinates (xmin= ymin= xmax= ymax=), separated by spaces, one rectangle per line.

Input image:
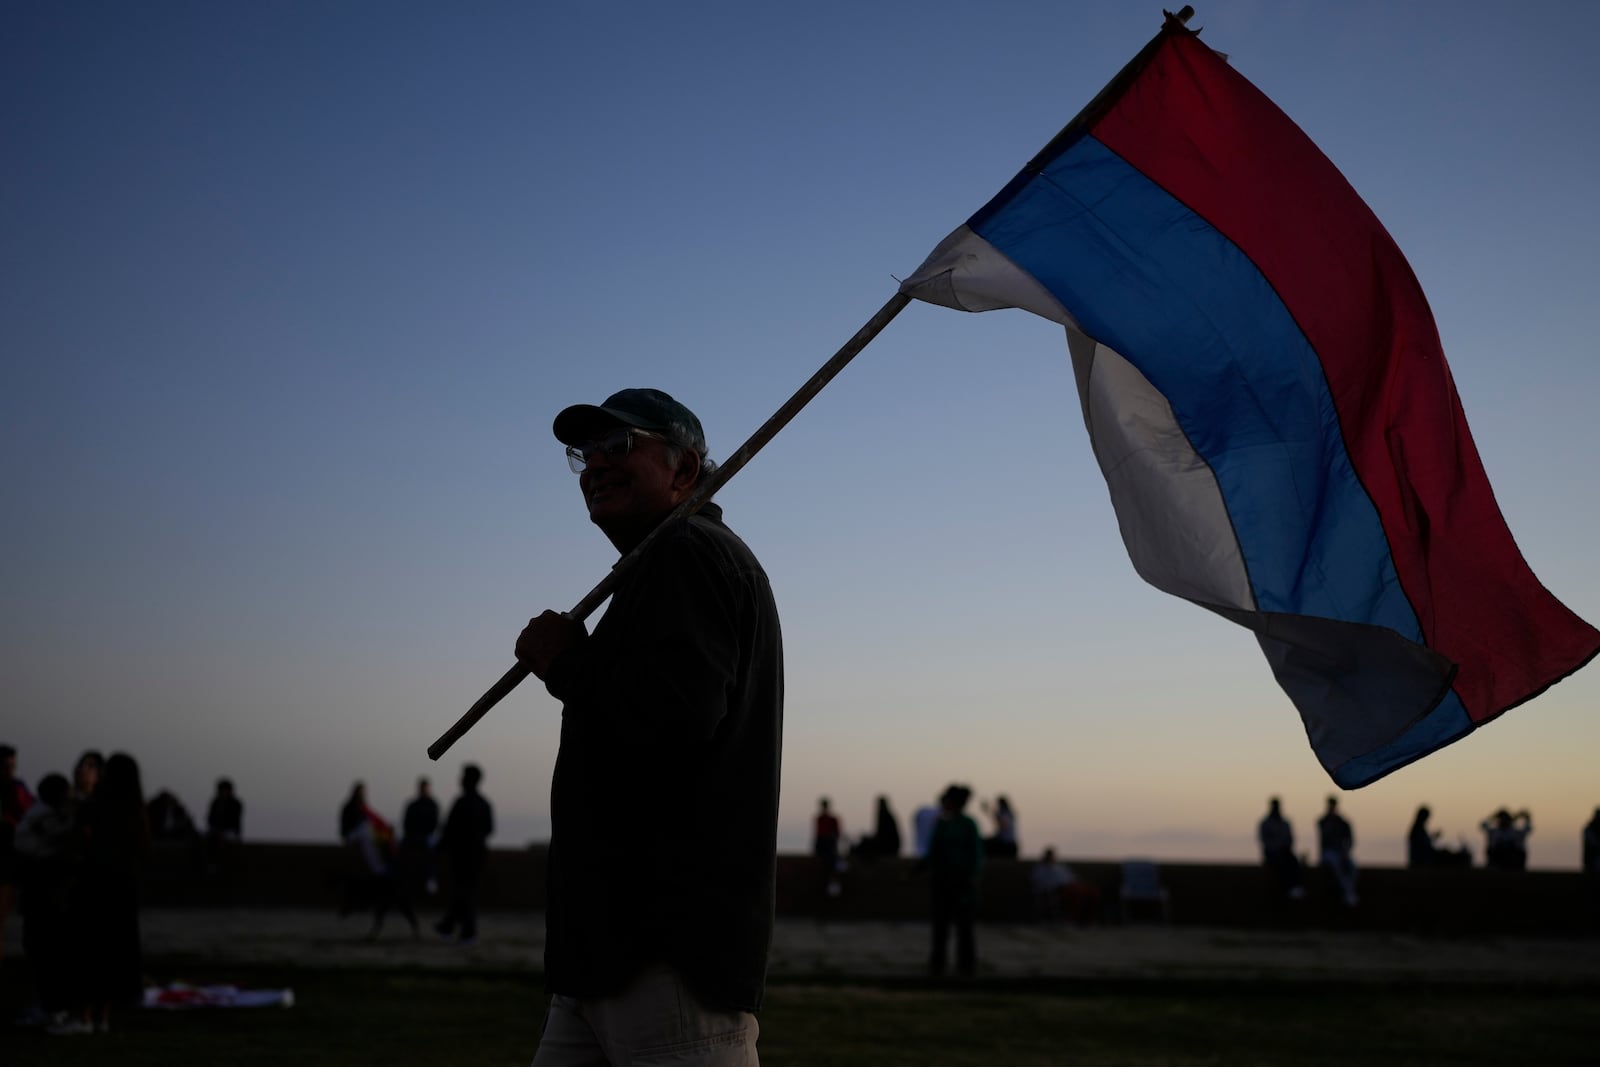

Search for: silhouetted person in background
xmin=14 ymin=772 xmax=74 ymax=1027
xmin=1584 ymin=807 xmax=1600 ymax=877
xmin=1258 ymin=797 xmax=1304 ymax=900
xmin=75 ymin=751 xmax=148 ymax=1034
xmin=1481 ymin=808 xmax=1532 ymax=871
xmin=401 ymin=776 xmax=441 ymax=896
xmin=72 ymin=750 xmax=102 ymax=805
xmin=921 ymin=784 xmax=982 ymax=978
xmin=1583 ymin=807 xmax=1600 ymax=925
xmin=1407 ymin=805 xmax=1471 ymax=868
xmin=207 ymin=778 xmax=243 ymax=843
xmin=338 ymin=781 xmax=417 ymax=940
xmin=1031 ymin=846 xmax=1100 ymax=924
xmin=853 ymin=795 xmax=902 ymax=859
xmin=812 ymin=796 xmax=843 ymax=898
xmin=340 ymin=781 xmax=367 ymax=841
xmin=912 ymin=795 xmax=939 ymax=857
xmin=434 ymin=763 xmax=493 ymax=945
xmin=981 ymin=794 xmax=1019 ymax=858
xmin=204 ymin=777 xmax=244 ymax=888
xmin=146 ymin=790 xmax=198 ymax=842
xmin=0 ymin=743 xmax=34 ymax=965
xmin=1317 ymin=795 xmax=1358 ymax=907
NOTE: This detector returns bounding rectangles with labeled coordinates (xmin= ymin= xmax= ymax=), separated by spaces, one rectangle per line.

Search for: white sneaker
xmin=48 ymin=1015 xmax=93 ymax=1036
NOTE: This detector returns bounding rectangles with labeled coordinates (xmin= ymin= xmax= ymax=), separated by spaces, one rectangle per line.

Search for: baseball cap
xmin=552 ymin=388 xmax=707 ymax=456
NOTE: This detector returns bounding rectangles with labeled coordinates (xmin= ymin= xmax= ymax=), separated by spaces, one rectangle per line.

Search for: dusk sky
xmin=6 ymin=1 xmax=1598 ymax=870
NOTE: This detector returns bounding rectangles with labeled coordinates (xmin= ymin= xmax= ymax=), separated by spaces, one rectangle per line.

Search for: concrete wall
xmin=142 ymin=841 xmax=1600 ymax=937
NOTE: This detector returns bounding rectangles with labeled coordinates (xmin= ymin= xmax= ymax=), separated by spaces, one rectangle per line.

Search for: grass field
xmin=6 ymin=961 xmax=1599 ymax=1066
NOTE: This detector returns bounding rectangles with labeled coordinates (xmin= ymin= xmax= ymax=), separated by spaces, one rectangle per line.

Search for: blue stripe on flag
xmin=975 ymin=136 xmax=1420 ymax=640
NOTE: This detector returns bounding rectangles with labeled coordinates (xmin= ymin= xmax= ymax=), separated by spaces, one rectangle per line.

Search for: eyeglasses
xmin=565 ymin=427 xmax=670 ymax=474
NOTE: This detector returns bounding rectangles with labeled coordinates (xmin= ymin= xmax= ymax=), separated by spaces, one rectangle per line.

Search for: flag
xmin=900 ymin=14 xmax=1598 ymax=787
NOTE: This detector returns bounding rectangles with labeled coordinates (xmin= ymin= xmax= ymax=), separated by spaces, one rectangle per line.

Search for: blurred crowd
xmin=0 ymin=744 xmax=237 ymax=1036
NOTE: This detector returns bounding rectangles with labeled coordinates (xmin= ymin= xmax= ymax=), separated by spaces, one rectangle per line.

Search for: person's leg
xmin=0 ymin=881 xmax=15 ymax=963
xmin=436 ymin=860 xmax=462 ymax=936
xmin=531 ymin=995 xmax=612 ymax=1067
xmin=929 ymin=892 xmax=951 ymax=975
xmin=583 ymin=964 xmax=758 ymax=1066
xmin=460 ymin=867 xmax=481 ymax=942
xmin=955 ymin=895 xmax=976 ymax=978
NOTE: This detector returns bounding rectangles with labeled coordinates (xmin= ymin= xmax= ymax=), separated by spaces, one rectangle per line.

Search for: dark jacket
xmin=403 ymin=795 xmax=440 ymax=846
xmin=439 ymin=791 xmax=493 ymax=861
xmin=541 ymin=503 xmax=784 ymax=1012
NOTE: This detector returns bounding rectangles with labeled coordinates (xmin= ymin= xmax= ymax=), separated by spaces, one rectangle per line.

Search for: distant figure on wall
xmin=1031 ymin=846 xmax=1101 ymax=925
xmin=434 ymin=764 xmax=493 ymax=946
xmin=920 ymin=784 xmax=982 ymax=978
xmin=1258 ymin=797 xmax=1304 ymax=901
xmin=1583 ymin=808 xmax=1600 ymax=923
xmin=72 ymin=750 xmax=103 ymax=804
xmin=912 ymin=796 xmax=940 ymax=857
xmin=207 ymin=778 xmax=243 ymax=844
xmin=1584 ymin=807 xmax=1600 ymax=878
xmin=981 ymin=795 xmax=1019 ymax=858
xmin=146 ymin=790 xmax=198 ymax=842
xmin=1480 ymin=808 xmax=1532 ymax=871
xmin=812 ymin=796 xmax=843 ymax=897
xmin=1317 ymin=796 xmax=1358 ymax=908
xmin=204 ymin=777 xmax=244 ymax=885
xmin=1406 ymin=806 xmax=1471 ymax=868
xmin=853 ymin=795 xmax=901 ymax=860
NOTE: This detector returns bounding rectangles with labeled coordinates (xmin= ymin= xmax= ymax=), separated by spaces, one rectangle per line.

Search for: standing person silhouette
xmin=75 ymin=752 xmax=148 ymax=1034
xmin=516 ymin=388 xmax=783 ymax=1065
xmin=71 ymin=750 xmax=102 ymax=805
xmin=855 ymin=795 xmax=902 ymax=859
xmin=206 ymin=778 xmax=243 ymax=842
xmin=1584 ymin=807 xmax=1600 ymax=877
xmin=1583 ymin=807 xmax=1600 ymax=925
xmin=922 ymin=784 xmax=983 ymax=978
xmin=0 ymin=744 xmax=34 ymax=965
xmin=433 ymin=764 xmax=493 ymax=945
xmin=1317 ymin=796 xmax=1358 ymax=907
xmin=982 ymin=795 xmax=1018 ymax=858
xmin=1258 ymin=797 xmax=1304 ymax=900
xmin=401 ymin=776 xmax=441 ymax=896
xmin=812 ymin=797 xmax=843 ymax=897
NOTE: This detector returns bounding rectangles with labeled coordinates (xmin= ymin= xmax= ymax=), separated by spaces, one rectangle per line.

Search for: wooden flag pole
xmin=428 ymin=290 xmax=913 ymax=760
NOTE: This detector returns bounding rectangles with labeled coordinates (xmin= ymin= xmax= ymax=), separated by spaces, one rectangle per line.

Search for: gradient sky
xmin=6 ymin=1 xmax=1598 ymax=870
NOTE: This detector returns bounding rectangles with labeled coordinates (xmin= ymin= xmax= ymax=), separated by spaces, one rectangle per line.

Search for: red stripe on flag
xmin=1090 ymin=31 xmax=1597 ymax=722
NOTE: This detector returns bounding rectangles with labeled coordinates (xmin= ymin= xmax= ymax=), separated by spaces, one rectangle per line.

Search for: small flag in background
xmin=901 ymin=14 xmax=1598 ymax=787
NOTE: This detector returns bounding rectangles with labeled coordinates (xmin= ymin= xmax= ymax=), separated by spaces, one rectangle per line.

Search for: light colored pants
xmin=531 ymin=964 xmax=759 ymax=1066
